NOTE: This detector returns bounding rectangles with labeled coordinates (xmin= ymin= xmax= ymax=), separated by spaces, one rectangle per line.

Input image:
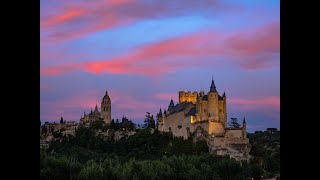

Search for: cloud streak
xmin=40 ymin=0 xmax=239 ymax=44
xmin=41 ymin=21 xmax=279 ymax=76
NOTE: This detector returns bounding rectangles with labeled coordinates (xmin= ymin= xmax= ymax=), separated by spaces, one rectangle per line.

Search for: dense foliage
xmin=248 ymin=130 xmax=280 ymax=178
xmin=41 ymin=123 xmax=280 ymax=180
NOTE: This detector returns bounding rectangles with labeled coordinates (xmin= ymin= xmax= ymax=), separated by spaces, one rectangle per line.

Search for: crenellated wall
xmin=179 ymin=91 xmax=198 ymax=104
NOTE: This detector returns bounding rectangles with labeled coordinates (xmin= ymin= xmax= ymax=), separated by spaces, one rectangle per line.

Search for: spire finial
xmin=210 ymin=78 xmax=217 ymax=92
xmin=243 ymin=116 xmax=246 ymax=123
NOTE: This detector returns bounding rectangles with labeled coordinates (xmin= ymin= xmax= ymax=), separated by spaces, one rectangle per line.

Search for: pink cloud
xmin=40 ymin=0 xmax=238 ymax=44
xmin=225 ymin=22 xmax=280 ymax=69
xmin=228 ymin=96 xmax=280 ymax=110
xmin=40 ymin=22 xmax=279 ymax=77
xmin=41 ymin=8 xmax=86 ymax=29
xmin=41 ymin=30 xmax=220 ymax=76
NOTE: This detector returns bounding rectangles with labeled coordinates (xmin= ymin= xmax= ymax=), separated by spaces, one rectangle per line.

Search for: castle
xmin=157 ymin=79 xmax=250 ymax=150
xmin=80 ymin=90 xmax=111 ymax=124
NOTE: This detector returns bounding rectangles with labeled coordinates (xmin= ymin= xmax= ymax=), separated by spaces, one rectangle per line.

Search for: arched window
xmin=104 ymin=107 xmax=106 ymax=111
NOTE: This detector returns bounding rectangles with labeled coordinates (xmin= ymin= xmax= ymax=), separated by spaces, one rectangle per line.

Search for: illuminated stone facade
xmin=157 ymin=80 xmax=249 ymax=149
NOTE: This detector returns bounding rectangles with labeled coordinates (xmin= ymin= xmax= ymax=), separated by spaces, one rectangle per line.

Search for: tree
xmin=41 ymin=125 xmax=48 ymax=135
xmin=144 ymin=112 xmax=155 ymax=129
xmin=228 ymin=117 xmax=240 ymax=128
xmin=60 ymin=117 xmax=64 ymax=124
xmin=110 ymin=119 xmax=115 ymax=129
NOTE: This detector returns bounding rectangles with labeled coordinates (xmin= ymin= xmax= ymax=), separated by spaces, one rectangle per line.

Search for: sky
xmin=40 ymin=0 xmax=280 ymax=132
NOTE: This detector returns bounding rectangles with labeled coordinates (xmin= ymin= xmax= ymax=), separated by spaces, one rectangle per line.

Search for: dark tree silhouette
xmin=228 ymin=117 xmax=240 ymax=128
xmin=144 ymin=112 xmax=155 ymax=128
xmin=60 ymin=117 xmax=64 ymax=124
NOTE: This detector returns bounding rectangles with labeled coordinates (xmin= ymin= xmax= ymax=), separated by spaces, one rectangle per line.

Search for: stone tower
xmin=222 ymin=92 xmax=227 ymax=128
xmin=101 ymin=90 xmax=111 ymax=124
xmin=242 ymin=117 xmax=247 ymax=138
xmin=207 ymin=79 xmax=219 ymax=121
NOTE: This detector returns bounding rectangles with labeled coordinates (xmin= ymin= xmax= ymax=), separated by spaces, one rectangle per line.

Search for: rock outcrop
xmin=192 ymin=125 xmax=251 ymax=161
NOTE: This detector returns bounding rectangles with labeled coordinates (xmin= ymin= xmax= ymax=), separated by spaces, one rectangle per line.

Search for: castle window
xmin=104 ymin=107 xmax=106 ymax=111
xmin=204 ymin=109 xmax=206 ymax=112
xmin=219 ymin=109 xmax=222 ymax=112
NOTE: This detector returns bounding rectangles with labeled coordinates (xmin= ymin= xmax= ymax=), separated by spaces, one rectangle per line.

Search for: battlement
xmin=179 ymin=91 xmax=198 ymax=104
xmin=179 ymin=91 xmax=198 ymax=96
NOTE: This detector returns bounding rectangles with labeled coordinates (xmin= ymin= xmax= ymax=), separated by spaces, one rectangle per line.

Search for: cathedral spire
xmin=210 ymin=78 xmax=217 ymax=92
xmin=95 ymin=104 xmax=98 ymax=111
xmin=223 ymin=91 xmax=226 ymax=98
xmin=243 ymin=117 xmax=246 ymax=124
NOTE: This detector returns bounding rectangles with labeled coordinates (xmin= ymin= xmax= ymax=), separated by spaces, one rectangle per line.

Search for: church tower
xmin=101 ymin=90 xmax=111 ymax=124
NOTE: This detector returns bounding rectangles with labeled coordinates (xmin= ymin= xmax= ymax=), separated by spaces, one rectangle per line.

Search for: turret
xmin=209 ymin=79 xmax=217 ymax=92
xmin=242 ymin=117 xmax=247 ymax=138
xmin=168 ymin=99 xmax=175 ymax=112
xmin=156 ymin=108 xmax=163 ymax=118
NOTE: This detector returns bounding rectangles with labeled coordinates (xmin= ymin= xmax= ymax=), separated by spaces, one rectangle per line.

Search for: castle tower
xmin=242 ymin=117 xmax=247 ymax=138
xmin=101 ymin=90 xmax=111 ymax=124
xmin=222 ymin=92 xmax=227 ymax=128
xmin=207 ymin=79 xmax=219 ymax=121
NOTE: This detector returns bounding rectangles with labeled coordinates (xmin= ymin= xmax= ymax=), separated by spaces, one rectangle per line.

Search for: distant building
xmin=80 ymin=90 xmax=111 ymax=124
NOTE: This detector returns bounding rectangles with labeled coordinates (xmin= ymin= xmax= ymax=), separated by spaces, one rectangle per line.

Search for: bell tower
xmin=101 ymin=90 xmax=111 ymax=124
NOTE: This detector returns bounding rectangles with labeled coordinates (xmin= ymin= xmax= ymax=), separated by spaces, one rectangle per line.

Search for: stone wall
xmin=208 ymin=121 xmax=225 ymax=135
xmin=225 ymin=129 xmax=243 ymax=138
